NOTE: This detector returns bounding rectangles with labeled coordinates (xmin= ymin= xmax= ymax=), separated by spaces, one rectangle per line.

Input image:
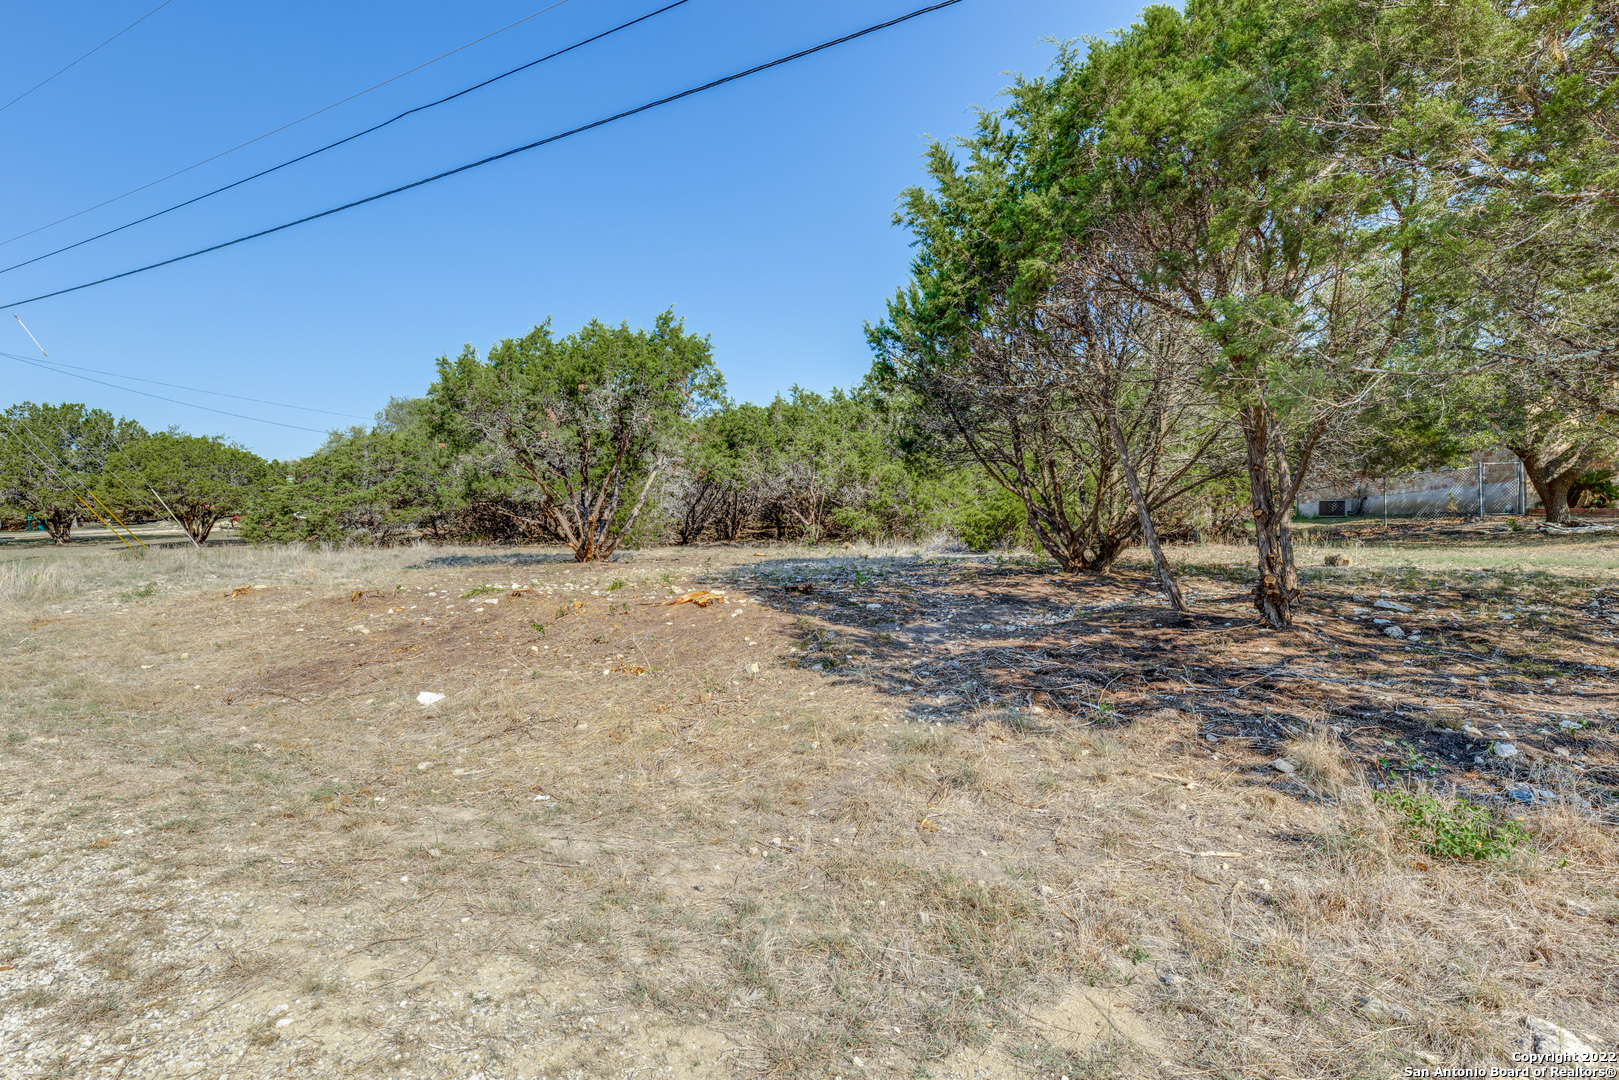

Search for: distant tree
xmin=240 ymin=399 xmax=463 ymax=545
xmin=110 ymin=432 xmax=271 ymax=543
xmin=428 ymin=310 xmax=723 ymax=561
xmin=0 ymin=402 xmax=143 ymax=543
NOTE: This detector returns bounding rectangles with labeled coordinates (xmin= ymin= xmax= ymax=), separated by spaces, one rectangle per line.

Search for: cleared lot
xmin=0 ymin=532 xmax=1614 ymax=1078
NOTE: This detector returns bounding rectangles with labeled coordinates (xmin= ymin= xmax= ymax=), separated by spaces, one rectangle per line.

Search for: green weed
xmin=1374 ymin=791 xmax=1530 ymax=861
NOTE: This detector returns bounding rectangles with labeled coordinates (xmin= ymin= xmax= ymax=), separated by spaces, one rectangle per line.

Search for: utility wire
xmin=0 ymin=0 xmax=178 ymax=116
xmin=32 ymin=323 xmax=396 ymax=412
xmin=19 ymin=355 xmax=371 ymax=420
xmin=0 ymin=0 xmax=693 ymax=278
xmin=0 ymin=0 xmax=576 ymax=250
xmin=2 ymin=352 xmax=330 ymax=433
xmin=0 ymin=0 xmax=966 ymax=311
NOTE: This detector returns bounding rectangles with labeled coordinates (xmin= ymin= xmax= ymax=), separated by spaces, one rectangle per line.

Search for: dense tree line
xmin=0 ymin=402 xmax=270 ymax=544
xmin=4 ymin=0 xmax=1613 ymax=633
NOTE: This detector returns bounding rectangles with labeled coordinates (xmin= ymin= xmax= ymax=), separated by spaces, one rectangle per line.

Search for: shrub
xmin=1373 ymin=791 xmax=1530 ymax=861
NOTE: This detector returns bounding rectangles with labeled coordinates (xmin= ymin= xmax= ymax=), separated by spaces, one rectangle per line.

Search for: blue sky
xmin=0 ymin=0 xmax=1137 ymax=459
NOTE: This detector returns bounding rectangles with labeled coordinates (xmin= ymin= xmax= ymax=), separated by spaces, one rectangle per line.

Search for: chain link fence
xmin=1301 ymin=461 xmax=1529 ymax=521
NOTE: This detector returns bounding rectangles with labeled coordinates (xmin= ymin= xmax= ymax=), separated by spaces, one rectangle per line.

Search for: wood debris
xmin=665 ymin=590 xmax=727 ymax=608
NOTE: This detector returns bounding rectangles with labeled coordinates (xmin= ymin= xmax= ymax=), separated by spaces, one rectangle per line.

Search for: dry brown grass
xmin=0 ymin=537 xmax=1614 ymax=1078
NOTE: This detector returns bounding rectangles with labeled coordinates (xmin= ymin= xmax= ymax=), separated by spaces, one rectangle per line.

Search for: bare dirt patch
xmin=0 ymin=539 xmax=1614 ymax=1078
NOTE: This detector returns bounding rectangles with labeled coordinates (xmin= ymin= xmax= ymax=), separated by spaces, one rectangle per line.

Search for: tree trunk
xmin=1108 ymin=410 xmax=1187 ymax=613
xmin=1514 ymin=446 xmax=1582 ymax=524
xmin=44 ymin=508 xmax=73 ymax=545
xmin=1543 ymin=474 xmax=1577 ymax=524
xmin=1241 ymin=407 xmax=1300 ymax=629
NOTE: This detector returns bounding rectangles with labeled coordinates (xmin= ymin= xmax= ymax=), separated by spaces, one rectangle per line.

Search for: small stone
xmin=1555 ymin=747 xmax=1571 ymax=757
xmin=977 ymin=849 xmax=989 ymax=857
xmin=1356 ymin=994 xmax=1414 ymax=1025
xmin=1374 ymin=599 xmax=1414 ymax=613
xmin=1039 ymin=884 xmax=1056 ymax=897
xmin=416 ymin=761 xmax=432 ymax=771
xmin=1461 ymin=725 xmax=1486 ymax=739
xmin=1492 ymin=741 xmax=1518 ymax=758
xmin=1383 ymin=625 xmax=1406 ymax=639
xmin=1559 ymin=719 xmax=1581 ymax=729
xmin=575 ymin=722 xmax=588 ymax=731
xmin=1524 ymin=1016 xmax=1594 ymax=1055
xmin=1158 ymin=970 xmax=1187 ymax=986
xmin=1272 ymin=759 xmax=1296 ymax=774
xmin=416 ymin=691 xmax=445 ymax=706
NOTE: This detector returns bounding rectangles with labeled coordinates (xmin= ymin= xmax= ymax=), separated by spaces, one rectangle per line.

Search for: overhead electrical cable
xmin=0 ymin=0 xmax=966 ymax=311
xmin=0 ymin=0 xmax=577 ymax=250
xmin=2 ymin=352 xmax=330 ymax=433
xmin=0 ymin=0 xmax=178 ymax=116
xmin=20 ymin=356 xmax=372 ymax=420
xmin=0 ymin=0 xmax=694 ymax=277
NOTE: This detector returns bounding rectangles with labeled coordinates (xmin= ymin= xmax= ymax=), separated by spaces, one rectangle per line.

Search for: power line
xmin=0 ymin=0 xmax=178 ymax=116
xmin=0 ymin=0 xmax=967 ymax=312
xmin=16 ymin=355 xmax=372 ymax=420
xmin=2 ymin=351 xmax=331 ymax=433
xmin=0 ymin=0 xmax=577 ymax=250
xmin=29 ymin=324 xmax=379 ymax=414
xmin=0 ymin=0 xmax=693 ymax=279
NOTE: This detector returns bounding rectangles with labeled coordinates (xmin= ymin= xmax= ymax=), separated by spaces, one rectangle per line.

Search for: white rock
xmin=1383 ymin=625 xmax=1407 ymax=639
xmin=1356 ymin=994 xmax=1414 ymax=1024
xmin=1461 ymin=725 xmax=1486 ymax=739
xmin=416 ymin=691 xmax=445 ymax=706
xmin=1373 ymin=599 xmax=1414 ymax=613
xmin=1273 ymin=759 xmax=1296 ymax=774
xmin=1525 ymin=1016 xmax=1594 ymax=1055
xmin=1492 ymin=741 xmax=1518 ymax=758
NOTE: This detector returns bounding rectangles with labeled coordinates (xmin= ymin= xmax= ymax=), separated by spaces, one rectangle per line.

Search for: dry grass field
xmin=0 ymin=525 xmax=1615 ymax=1079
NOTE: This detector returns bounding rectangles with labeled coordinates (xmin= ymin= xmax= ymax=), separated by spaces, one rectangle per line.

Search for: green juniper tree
xmin=428 ymin=310 xmax=723 ymax=561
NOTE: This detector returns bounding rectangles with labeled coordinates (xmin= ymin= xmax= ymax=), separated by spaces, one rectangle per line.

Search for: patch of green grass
xmin=1374 ymin=791 xmax=1531 ymax=861
xmin=459 ymin=586 xmax=503 ymax=598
